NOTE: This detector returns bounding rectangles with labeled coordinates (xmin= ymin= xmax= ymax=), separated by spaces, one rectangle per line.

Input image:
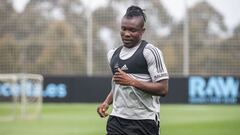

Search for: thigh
xmin=106 ymin=116 xmax=125 ymax=135
xmin=106 ymin=116 xmax=159 ymax=135
xmin=131 ymin=119 xmax=159 ymax=135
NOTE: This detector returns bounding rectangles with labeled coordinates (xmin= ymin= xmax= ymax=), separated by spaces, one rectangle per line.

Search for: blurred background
xmin=1 ymin=0 xmax=239 ymax=76
xmin=0 ymin=0 xmax=240 ymax=135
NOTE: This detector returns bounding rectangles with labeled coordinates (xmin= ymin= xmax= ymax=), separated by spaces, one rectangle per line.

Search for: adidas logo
xmin=121 ymin=64 xmax=128 ymax=71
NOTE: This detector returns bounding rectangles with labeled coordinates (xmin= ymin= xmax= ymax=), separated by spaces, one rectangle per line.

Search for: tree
xmin=91 ymin=6 xmax=119 ymax=74
xmin=90 ymin=0 xmax=173 ymax=74
xmin=15 ymin=0 xmax=87 ymax=75
xmin=35 ymin=21 xmax=86 ymax=75
xmin=0 ymin=0 xmax=17 ymax=37
xmin=0 ymin=34 xmax=20 ymax=73
xmin=188 ymin=1 xmax=227 ymax=49
xmin=215 ymin=23 xmax=240 ymax=75
xmin=187 ymin=1 xmax=228 ymax=75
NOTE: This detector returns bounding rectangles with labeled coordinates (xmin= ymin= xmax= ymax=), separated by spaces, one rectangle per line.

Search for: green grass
xmin=0 ymin=103 xmax=240 ymax=135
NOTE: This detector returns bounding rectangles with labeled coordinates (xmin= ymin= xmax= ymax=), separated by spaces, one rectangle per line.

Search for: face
xmin=120 ymin=16 xmax=145 ymax=48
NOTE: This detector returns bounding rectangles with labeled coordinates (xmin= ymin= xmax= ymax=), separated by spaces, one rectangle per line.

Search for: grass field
xmin=0 ymin=103 xmax=240 ymax=135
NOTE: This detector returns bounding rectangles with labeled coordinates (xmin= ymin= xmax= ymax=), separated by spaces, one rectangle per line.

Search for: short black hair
xmin=124 ymin=5 xmax=146 ymax=23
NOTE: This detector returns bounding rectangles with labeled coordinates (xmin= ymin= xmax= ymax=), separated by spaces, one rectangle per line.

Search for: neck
xmin=135 ymin=40 xmax=142 ymax=47
xmin=124 ymin=40 xmax=142 ymax=48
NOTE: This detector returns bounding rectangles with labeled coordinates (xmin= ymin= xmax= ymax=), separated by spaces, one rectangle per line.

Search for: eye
xmin=121 ymin=27 xmax=126 ymax=31
xmin=130 ymin=29 xmax=137 ymax=32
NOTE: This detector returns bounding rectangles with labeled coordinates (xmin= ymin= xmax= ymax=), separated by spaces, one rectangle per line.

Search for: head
xmin=121 ymin=5 xmax=146 ymax=48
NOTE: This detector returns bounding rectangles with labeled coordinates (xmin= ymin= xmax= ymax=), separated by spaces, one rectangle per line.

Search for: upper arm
xmin=144 ymin=44 xmax=169 ymax=82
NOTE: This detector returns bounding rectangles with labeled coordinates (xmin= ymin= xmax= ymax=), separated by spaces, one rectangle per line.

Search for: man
xmin=97 ymin=5 xmax=169 ymax=135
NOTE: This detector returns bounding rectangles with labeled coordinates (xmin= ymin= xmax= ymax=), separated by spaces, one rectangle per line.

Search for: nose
xmin=123 ymin=30 xmax=131 ymax=37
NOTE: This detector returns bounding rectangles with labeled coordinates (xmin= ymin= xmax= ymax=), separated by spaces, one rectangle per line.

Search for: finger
xmin=113 ymin=76 xmax=121 ymax=80
xmin=115 ymin=81 xmax=124 ymax=85
xmin=102 ymin=104 xmax=109 ymax=116
xmin=114 ymin=72 xmax=121 ymax=75
xmin=104 ymin=112 xmax=109 ymax=117
xmin=113 ymin=79 xmax=122 ymax=84
xmin=118 ymin=68 xmax=125 ymax=74
xmin=97 ymin=106 xmax=107 ymax=118
xmin=102 ymin=106 xmax=108 ymax=112
xmin=117 ymin=68 xmax=123 ymax=73
xmin=98 ymin=108 xmax=103 ymax=116
xmin=98 ymin=112 xmax=104 ymax=117
xmin=101 ymin=110 xmax=109 ymax=118
xmin=97 ymin=109 xmax=104 ymax=117
xmin=113 ymin=76 xmax=122 ymax=80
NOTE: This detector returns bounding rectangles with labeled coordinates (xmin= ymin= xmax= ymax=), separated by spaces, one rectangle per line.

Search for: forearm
xmin=113 ymin=68 xmax=168 ymax=96
xmin=103 ymin=90 xmax=113 ymax=105
xmin=97 ymin=90 xmax=112 ymax=118
xmin=130 ymin=79 xmax=168 ymax=96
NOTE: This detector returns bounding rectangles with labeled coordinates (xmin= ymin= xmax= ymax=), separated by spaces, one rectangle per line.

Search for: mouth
xmin=122 ymin=39 xmax=132 ymax=44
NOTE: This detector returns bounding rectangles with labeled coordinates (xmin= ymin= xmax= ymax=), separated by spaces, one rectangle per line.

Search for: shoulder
xmin=107 ymin=48 xmax=118 ymax=62
xmin=143 ymin=43 xmax=163 ymax=58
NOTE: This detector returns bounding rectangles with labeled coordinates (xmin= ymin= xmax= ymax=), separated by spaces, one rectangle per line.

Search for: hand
xmin=97 ymin=102 xmax=109 ymax=118
xmin=113 ymin=68 xmax=135 ymax=86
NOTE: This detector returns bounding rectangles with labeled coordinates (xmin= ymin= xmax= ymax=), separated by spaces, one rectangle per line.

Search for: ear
xmin=141 ymin=27 xmax=145 ymax=34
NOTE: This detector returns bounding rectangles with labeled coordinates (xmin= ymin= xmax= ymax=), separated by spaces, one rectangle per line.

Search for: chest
xmin=110 ymin=41 xmax=149 ymax=75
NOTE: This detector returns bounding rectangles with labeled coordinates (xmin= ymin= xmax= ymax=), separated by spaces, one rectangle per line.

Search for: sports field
xmin=0 ymin=103 xmax=239 ymax=135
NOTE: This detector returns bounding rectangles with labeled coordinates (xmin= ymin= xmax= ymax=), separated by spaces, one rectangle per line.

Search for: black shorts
xmin=106 ymin=115 xmax=159 ymax=135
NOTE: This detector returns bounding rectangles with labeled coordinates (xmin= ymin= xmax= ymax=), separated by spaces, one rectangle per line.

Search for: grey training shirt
xmin=107 ymin=41 xmax=169 ymax=121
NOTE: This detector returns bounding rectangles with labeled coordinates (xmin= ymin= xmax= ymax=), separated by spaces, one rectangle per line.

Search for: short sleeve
xmin=144 ymin=44 xmax=169 ymax=82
